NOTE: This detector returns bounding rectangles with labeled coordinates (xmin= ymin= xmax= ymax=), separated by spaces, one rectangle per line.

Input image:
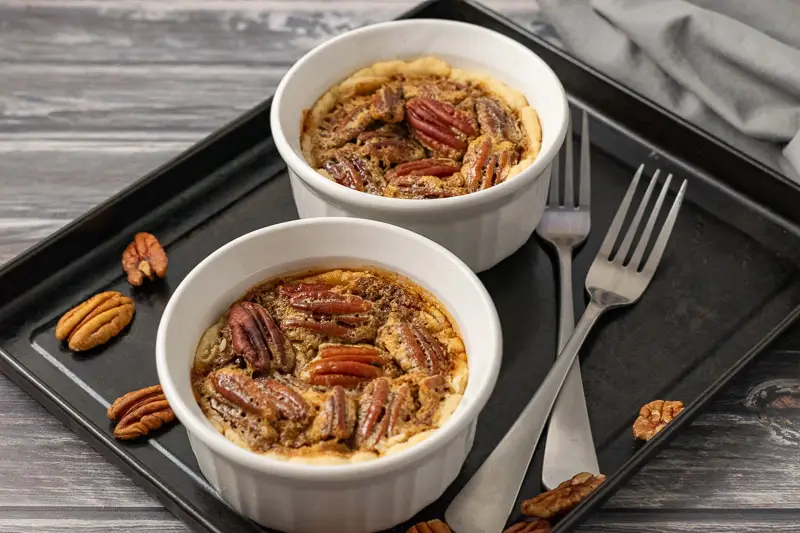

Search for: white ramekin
xmin=155 ymin=218 xmax=502 ymax=533
xmin=270 ymin=19 xmax=569 ymax=273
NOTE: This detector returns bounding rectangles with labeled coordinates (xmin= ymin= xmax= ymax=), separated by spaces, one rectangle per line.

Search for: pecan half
xmin=504 ymin=519 xmax=551 ymax=533
xmin=462 ymin=136 xmax=519 ymax=192
xmin=633 ymin=400 xmax=684 ymax=441
xmin=318 ymin=385 xmax=357 ymax=440
xmin=358 ymin=127 xmax=425 ymax=166
xmin=107 ymin=384 xmax=175 ymax=440
xmin=378 ymin=317 xmax=447 ymax=375
xmin=289 ymin=288 xmax=372 ymax=314
xmin=357 ymin=378 xmax=412 ymax=449
xmin=228 ymin=301 xmax=295 ymax=373
xmin=208 ymin=395 xmax=278 ymax=449
xmin=281 ymin=317 xmax=352 ymax=338
xmin=323 ymin=156 xmax=373 ymax=192
xmin=371 ymin=85 xmax=404 ymax=123
xmin=385 ymin=158 xmax=461 ymax=181
xmin=305 ymin=344 xmax=383 ymax=387
xmin=121 ymin=232 xmax=168 ymax=286
xmin=260 ymin=379 xmax=310 ymax=422
xmin=406 ymin=97 xmax=478 ymax=159
xmin=55 ymin=291 xmax=135 ymax=351
xmin=476 ymin=97 xmax=522 ymax=143
xmin=521 ymin=472 xmax=606 ymax=519
xmin=213 ymin=369 xmax=277 ymax=419
xmin=407 ymin=519 xmax=452 ymax=533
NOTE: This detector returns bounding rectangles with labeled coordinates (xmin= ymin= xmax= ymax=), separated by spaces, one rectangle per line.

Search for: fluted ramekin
xmin=270 ymin=19 xmax=569 ymax=273
xmin=155 ymin=217 xmax=502 ymax=533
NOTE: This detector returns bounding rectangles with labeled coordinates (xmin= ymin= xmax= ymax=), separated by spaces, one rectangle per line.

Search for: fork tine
xmin=564 ymin=115 xmax=574 ymax=206
xmin=641 ymin=179 xmax=687 ymax=275
xmin=548 ymin=146 xmax=560 ymax=205
xmin=613 ymin=169 xmax=660 ymax=264
xmin=579 ymin=112 xmax=590 ymax=207
xmin=598 ymin=164 xmax=644 ymax=259
xmin=630 ymin=172 xmax=672 ymax=269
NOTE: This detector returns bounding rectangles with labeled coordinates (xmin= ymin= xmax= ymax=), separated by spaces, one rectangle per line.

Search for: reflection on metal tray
xmin=2 ymin=1 xmax=800 ymax=532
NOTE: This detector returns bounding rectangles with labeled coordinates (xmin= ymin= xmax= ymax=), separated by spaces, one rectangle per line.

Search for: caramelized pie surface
xmin=192 ymin=268 xmax=468 ymax=463
xmin=301 ymin=57 xmax=542 ymax=199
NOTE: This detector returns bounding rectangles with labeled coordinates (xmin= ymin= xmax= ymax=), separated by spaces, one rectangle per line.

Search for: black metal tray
xmin=2 ymin=1 xmax=800 ymax=532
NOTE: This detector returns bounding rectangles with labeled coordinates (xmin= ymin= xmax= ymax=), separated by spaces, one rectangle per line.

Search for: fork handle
xmin=445 ymin=300 xmax=607 ymax=533
xmin=542 ymin=249 xmax=600 ymax=489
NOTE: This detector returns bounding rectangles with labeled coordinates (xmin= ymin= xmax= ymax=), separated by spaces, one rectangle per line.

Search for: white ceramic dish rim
xmin=270 ymin=19 xmax=569 ymax=215
xmin=155 ymin=218 xmax=502 ymax=483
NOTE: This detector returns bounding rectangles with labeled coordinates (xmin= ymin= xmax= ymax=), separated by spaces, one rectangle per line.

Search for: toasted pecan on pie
xmin=191 ymin=268 xmax=468 ymax=463
xmin=301 ymin=57 xmax=542 ymax=199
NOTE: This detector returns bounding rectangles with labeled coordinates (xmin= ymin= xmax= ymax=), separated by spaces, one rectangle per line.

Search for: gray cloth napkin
xmin=537 ymin=0 xmax=800 ymax=181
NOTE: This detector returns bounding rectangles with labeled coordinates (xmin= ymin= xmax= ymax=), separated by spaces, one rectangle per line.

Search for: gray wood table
xmin=2 ymin=1 xmax=800 ymax=532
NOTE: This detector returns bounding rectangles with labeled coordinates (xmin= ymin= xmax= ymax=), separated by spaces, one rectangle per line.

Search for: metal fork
xmin=445 ymin=165 xmax=688 ymax=533
xmin=536 ymin=111 xmax=599 ymax=490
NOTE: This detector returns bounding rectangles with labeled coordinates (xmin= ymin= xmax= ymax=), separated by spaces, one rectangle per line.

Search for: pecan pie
xmin=301 ymin=57 xmax=542 ymax=199
xmin=191 ymin=268 xmax=468 ymax=463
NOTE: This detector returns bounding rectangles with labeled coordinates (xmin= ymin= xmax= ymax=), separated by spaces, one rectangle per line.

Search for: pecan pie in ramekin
xmin=271 ymin=20 xmax=569 ymax=273
xmin=191 ymin=267 xmax=468 ymax=463
xmin=300 ymin=57 xmax=542 ymax=199
xmin=156 ymin=217 xmax=501 ymax=532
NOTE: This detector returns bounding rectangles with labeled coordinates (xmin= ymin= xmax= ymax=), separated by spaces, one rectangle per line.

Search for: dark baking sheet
xmin=2 ymin=1 xmax=800 ymax=532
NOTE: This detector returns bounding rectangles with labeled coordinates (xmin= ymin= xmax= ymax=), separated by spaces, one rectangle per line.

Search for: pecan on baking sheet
xmin=55 ymin=291 xmax=135 ymax=352
xmin=521 ymin=472 xmax=606 ymax=520
xmin=107 ymin=384 xmax=175 ymax=440
xmin=632 ymin=400 xmax=685 ymax=441
xmin=121 ymin=232 xmax=168 ymax=286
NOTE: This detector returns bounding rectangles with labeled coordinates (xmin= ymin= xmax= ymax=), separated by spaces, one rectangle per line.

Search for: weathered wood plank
xmin=0 ymin=141 xmax=187 ymax=263
xmin=0 ymin=509 xmax=187 ymax=533
xmin=0 ymin=375 xmax=162 ymax=508
xmin=581 ymin=514 xmax=800 ymax=532
xmin=0 ymin=1 xmax=544 ymax=67
xmin=0 ymin=65 xmax=282 ymax=134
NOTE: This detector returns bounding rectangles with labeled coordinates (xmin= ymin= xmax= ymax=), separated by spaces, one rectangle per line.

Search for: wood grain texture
xmin=2 ymin=1 xmax=800 ymax=532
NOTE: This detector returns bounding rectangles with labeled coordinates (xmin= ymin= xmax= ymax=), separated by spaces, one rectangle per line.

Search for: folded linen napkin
xmin=536 ymin=0 xmax=800 ymax=181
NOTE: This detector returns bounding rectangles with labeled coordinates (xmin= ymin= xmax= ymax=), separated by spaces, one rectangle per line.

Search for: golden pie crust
xmin=300 ymin=57 xmax=542 ymax=198
xmin=191 ymin=268 xmax=468 ymax=464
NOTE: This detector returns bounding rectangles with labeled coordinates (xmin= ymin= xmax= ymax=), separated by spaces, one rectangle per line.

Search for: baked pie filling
xmin=301 ymin=57 xmax=542 ymax=198
xmin=192 ymin=268 xmax=468 ymax=463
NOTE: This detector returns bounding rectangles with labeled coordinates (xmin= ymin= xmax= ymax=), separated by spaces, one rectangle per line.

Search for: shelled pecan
xmin=260 ymin=379 xmax=310 ymax=422
xmin=371 ymin=85 xmax=405 ymax=123
xmin=358 ymin=127 xmax=425 ymax=166
xmin=476 ymin=97 xmax=522 ymax=143
xmin=228 ymin=301 xmax=295 ymax=373
xmin=377 ymin=317 xmax=447 ymax=376
xmin=633 ymin=400 xmax=684 ymax=441
xmin=55 ymin=291 xmax=135 ymax=352
xmin=304 ymin=344 xmax=384 ymax=387
xmin=521 ymin=472 xmax=606 ymax=519
xmin=107 ymin=384 xmax=175 ymax=440
xmin=406 ymin=97 xmax=478 ymax=159
xmin=121 ymin=232 xmax=168 ymax=286
xmin=385 ymin=158 xmax=461 ymax=181
xmin=323 ymin=155 xmax=373 ymax=192
xmin=357 ymin=378 xmax=412 ymax=449
xmin=462 ymin=136 xmax=518 ymax=192
xmin=213 ymin=369 xmax=277 ymax=419
xmin=315 ymin=385 xmax=357 ymax=440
